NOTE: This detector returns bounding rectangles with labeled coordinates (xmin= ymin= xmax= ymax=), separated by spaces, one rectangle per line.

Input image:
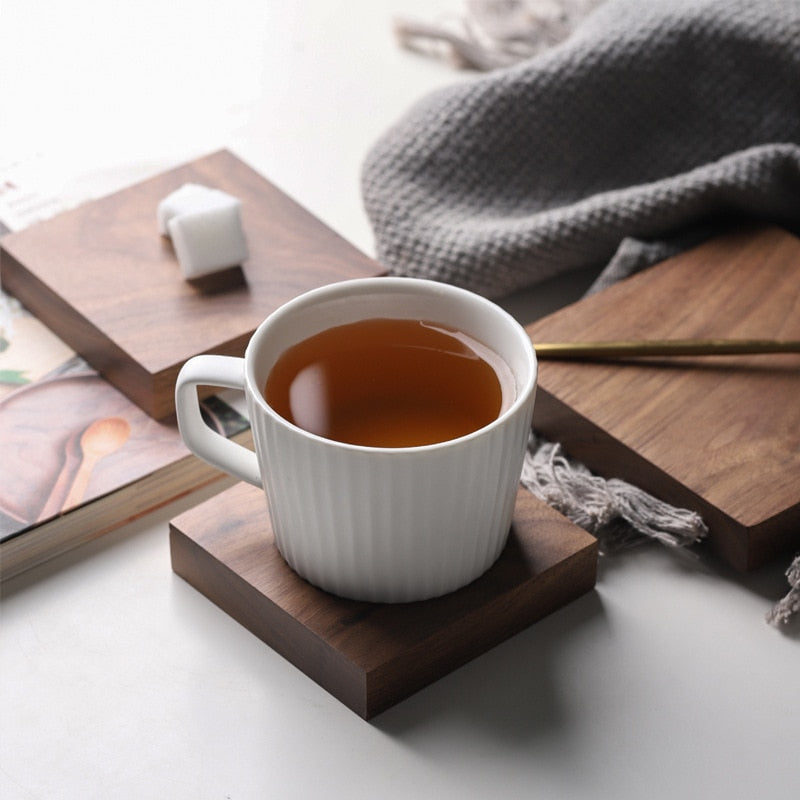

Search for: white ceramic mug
xmin=175 ymin=277 xmax=537 ymax=603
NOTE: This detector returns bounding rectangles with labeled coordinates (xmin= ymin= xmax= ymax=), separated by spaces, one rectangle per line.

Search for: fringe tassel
xmin=766 ymin=554 xmax=800 ymax=628
xmin=520 ymin=435 xmax=708 ymax=555
xmin=394 ymin=0 xmax=606 ymax=71
xmin=522 ymin=436 xmax=800 ymax=626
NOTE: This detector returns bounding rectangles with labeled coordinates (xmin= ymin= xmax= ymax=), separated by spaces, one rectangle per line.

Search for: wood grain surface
xmin=0 ymin=150 xmax=383 ymax=418
xmin=527 ymin=226 xmax=800 ymax=571
xmin=170 ymin=482 xmax=598 ymax=719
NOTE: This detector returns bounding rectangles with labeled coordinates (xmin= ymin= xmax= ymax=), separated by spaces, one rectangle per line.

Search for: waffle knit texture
xmin=361 ymin=0 xmax=800 ymax=298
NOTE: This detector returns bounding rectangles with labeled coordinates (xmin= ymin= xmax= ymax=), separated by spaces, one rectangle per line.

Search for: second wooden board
xmin=527 ymin=226 xmax=800 ymax=571
xmin=0 ymin=150 xmax=383 ymax=418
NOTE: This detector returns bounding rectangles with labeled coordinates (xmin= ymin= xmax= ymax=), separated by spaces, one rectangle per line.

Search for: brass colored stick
xmin=534 ymin=339 xmax=800 ymax=360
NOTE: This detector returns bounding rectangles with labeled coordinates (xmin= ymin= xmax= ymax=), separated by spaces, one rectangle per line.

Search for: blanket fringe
xmin=522 ymin=435 xmax=799 ymax=626
xmin=765 ymin=554 xmax=800 ymax=628
xmin=520 ymin=435 xmax=707 ymax=553
xmin=394 ymin=0 xmax=605 ymax=70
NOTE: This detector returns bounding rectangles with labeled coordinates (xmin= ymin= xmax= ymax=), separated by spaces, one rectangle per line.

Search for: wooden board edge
xmin=169 ymin=523 xmax=370 ymax=717
xmin=0 ymin=245 xmax=161 ymax=417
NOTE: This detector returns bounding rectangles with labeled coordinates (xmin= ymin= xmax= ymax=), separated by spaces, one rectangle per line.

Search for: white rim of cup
xmin=244 ymin=277 xmax=538 ymax=453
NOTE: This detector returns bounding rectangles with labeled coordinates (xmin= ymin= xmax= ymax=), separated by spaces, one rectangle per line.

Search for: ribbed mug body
xmin=242 ymin=278 xmax=537 ymax=602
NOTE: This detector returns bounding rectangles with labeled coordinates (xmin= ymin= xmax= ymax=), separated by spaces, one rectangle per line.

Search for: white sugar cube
xmin=158 ymin=183 xmax=249 ymax=279
xmin=157 ymin=183 xmax=212 ymax=235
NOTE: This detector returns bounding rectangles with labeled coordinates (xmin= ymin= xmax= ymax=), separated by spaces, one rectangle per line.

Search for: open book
xmin=0 ymin=157 xmax=250 ymax=580
xmin=0 ymin=293 xmax=250 ymax=580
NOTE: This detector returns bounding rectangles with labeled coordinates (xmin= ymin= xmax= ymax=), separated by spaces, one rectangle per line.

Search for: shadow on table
xmin=711 ymin=551 xmax=800 ymax=640
xmin=374 ymin=586 xmax=606 ymax=740
xmin=597 ymin=538 xmax=800 ymax=641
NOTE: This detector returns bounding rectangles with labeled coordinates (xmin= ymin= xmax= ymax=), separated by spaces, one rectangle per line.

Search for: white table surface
xmin=1 ymin=3 xmax=798 ymax=799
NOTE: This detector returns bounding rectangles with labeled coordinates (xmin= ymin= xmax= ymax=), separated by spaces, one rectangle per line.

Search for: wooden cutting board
xmin=526 ymin=226 xmax=800 ymax=572
xmin=170 ymin=483 xmax=598 ymax=719
xmin=0 ymin=150 xmax=383 ymax=418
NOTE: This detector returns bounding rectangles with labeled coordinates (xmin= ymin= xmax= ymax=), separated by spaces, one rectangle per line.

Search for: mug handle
xmin=175 ymin=355 xmax=262 ymax=487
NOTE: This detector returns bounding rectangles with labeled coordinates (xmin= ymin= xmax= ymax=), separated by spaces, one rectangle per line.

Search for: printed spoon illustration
xmin=60 ymin=417 xmax=132 ymax=511
xmin=36 ymin=429 xmax=83 ymax=522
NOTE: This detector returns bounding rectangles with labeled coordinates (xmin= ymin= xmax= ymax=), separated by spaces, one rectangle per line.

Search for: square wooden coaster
xmin=527 ymin=226 xmax=800 ymax=572
xmin=169 ymin=483 xmax=598 ymax=719
xmin=0 ymin=150 xmax=383 ymax=418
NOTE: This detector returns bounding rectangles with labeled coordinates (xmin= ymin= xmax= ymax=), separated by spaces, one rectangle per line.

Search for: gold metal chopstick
xmin=534 ymin=339 xmax=800 ymax=359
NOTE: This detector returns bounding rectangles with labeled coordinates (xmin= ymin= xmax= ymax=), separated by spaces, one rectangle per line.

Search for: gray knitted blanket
xmin=361 ymin=0 xmax=800 ymax=625
xmin=362 ymin=0 xmax=800 ymax=299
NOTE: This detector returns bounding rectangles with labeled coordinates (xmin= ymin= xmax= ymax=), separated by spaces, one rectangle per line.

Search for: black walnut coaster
xmin=169 ymin=482 xmax=598 ymax=719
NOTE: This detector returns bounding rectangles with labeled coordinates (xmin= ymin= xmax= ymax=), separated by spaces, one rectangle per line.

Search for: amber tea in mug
xmin=264 ymin=317 xmax=515 ymax=447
